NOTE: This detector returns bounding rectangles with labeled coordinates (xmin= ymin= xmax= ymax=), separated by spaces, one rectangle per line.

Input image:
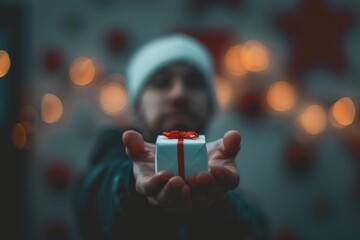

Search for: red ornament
xmin=284 ymin=142 xmax=314 ymax=176
xmin=236 ymin=90 xmax=266 ymax=119
xmin=172 ymin=28 xmax=236 ymax=73
xmin=277 ymin=0 xmax=353 ymax=77
xmin=106 ymin=29 xmax=127 ymax=54
xmin=45 ymin=163 xmax=70 ymax=192
xmin=43 ymin=48 xmax=63 ymax=73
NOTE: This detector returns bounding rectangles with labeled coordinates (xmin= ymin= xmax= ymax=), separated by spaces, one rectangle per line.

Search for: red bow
xmin=163 ymin=130 xmax=199 ymax=139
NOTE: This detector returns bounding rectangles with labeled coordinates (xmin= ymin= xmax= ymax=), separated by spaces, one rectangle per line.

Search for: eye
xmin=149 ymin=73 xmax=171 ymax=90
xmin=184 ymin=72 xmax=205 ymax=90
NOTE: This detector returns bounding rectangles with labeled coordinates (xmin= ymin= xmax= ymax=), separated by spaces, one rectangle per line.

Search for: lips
xmin=166 ymin=113 xmax=192 ymax=121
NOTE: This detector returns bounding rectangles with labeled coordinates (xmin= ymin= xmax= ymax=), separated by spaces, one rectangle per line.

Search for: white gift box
xmin=155 ymin=135 xmax=208 ymax=179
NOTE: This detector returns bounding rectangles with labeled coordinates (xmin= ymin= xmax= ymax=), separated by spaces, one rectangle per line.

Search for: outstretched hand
xmin=187 ymin=130 xmax=241 ymax=208
xmin=122 ymin=130 xmax=192 ymax=211
xmin=122 ymin=130 xmax=241 ymax=211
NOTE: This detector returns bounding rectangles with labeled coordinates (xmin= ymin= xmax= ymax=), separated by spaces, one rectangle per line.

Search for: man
xmin=75 ymin=34 xmax=268 ymax=240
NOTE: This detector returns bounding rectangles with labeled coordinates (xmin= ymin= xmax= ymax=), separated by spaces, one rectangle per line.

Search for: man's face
xmin=137 ymin=62 xmax=211 ymax=141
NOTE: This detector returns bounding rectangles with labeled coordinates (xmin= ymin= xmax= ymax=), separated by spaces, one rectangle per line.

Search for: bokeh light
xmin=330 ymin=97 xmax=356 ymax=128
xmin=69 ymin=57 xmax=96 ymax=86
xmin=240 ymin=40 xmax=269 ymax=72
xmin=298 ymin=105 xmax=327 ymax=135
xmin=41 ymin=94 xmax=63 ymax=123
xmin=215 ymin=75 xmax=233 ymax=109
xmin=20 ymin=105 xmax=38 ymax=133
xmin=267 ymin=81 xmax=296 ymax=112
xmin=0 ymin=50 xmax=11 ymax=78
xmin=11 ymin=123 xmax=27 ymax=149
xmin=224 ymin=45 xmax=248 ymax=77
xmin=99 ymin=82 xmax=127 ymax=116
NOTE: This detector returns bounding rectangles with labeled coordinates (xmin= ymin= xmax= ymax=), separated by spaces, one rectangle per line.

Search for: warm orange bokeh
xmin=41 ymin=94 xmax=63 ymax=123
xmin=99 ymin=82 xmax=127 ymax=115
xmin=0 ymin=50 xmax=11 ymax=78
xmin=20 ymin=105 xmax=38 ymax=133
xmin=215 ymin=75 xmax=233 ymax=109
xmin=224 ymin=45 xmax=248 ymax=77
xmin=330 ymin=97 xmax=356 ymax=128
xmin=69 ymin=57 xmax=96 ymax=86
xmin=298 ymin=105 xmax=327 ymax=135
xmin=240 ymin=40 xmax=269 ymax=72
xmin=11 ymin=123 xmax=27 ymax=149
xmin=267 ymin=81 xmax=296 ymax=112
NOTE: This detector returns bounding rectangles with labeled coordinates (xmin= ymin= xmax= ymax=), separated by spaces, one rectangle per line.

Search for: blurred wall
xmin=1 ymin=0 xmax=360 ymax=239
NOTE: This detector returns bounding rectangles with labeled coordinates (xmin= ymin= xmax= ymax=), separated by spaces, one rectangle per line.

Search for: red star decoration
xmin=277 ymin=0 xmax=353 ymax=77
xmin=172 ymin=28 xmax=236 ymax=73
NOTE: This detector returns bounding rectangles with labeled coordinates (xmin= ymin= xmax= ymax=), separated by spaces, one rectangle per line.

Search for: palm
xmin=185 ymin=130 xmax=241 ymax=207
xmin=132 ymin=143 xmax=156 ymax=179
xmin=123 ymin=130 xmax=241 ymax=210
xmin=206 ymin=135 xmax=240 ymax=189
xmin=123 ymin=130 xmax=192 ymax=211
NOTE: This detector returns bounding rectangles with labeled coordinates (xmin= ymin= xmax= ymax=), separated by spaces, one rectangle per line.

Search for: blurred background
xmin=1 ymin=0 xmax=360 ymax=239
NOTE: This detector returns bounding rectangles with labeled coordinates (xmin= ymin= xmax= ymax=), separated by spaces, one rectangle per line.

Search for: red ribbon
xmin=162 ymin=130 xmax=199 ymax=178
xmin=162 ymin=130 xmax=199 ymax=139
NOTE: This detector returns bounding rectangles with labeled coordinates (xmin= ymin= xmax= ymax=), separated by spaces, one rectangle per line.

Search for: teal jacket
xmin=74 ymin=128 xmax=269 ymax=240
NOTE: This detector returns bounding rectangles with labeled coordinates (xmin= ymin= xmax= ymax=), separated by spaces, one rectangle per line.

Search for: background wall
xmin=1 ymin=0 xmax=360 ymax=239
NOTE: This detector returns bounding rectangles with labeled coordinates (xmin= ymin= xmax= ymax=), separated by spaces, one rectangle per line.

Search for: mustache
xmin=159 ymin=108 xmax=200 ymax=124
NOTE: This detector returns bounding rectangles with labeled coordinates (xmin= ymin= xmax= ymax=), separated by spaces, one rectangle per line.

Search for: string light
xmin=267 ymin=81 xmax=296 ymax=112
xmin=41 ymin=94 xmax=63 ymax=123
xmin=0 ymin=50 xmax=11 ymax=78
xmin=298 ymin=105 xmax=327 ymax=135
xmin=99 ymin=82 xmax=127 ymax=115
xmin=69 ymin=57 xmax=96 ymax=86
xmin=11 ymin=123 xmax=27 ymax=149
xmin=330 ymin=97 xmax=356 ymax=128
xmin=224 ymin=45 xmax=248 ymax=77
xmin=20 ymin=105 xmax=38 ymax=133
xmin=215 ymin=75 xmax=233 ymax=109
xmin=240 ymin=40 xmax=269 ymax=72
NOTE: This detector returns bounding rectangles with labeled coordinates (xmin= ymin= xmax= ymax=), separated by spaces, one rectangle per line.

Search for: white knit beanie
xmin=125 ymin=34 xmax=216 ymax=110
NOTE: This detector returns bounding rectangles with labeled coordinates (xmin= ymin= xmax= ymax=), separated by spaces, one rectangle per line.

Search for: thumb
xmin=122 ymin=130 xmax=148 ymax=161
xmin=221 ymin=130 xmax=241 ymax=157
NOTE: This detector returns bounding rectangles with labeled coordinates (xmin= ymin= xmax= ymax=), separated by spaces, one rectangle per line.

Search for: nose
xmin=168 ymin=78 xmax=187 ymax=100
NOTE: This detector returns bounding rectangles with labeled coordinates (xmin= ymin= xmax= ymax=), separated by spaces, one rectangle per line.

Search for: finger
xmin=137 ymin=171 xmax=173 ymax=196
xmin=186 ymin=171 xmax=212 ymax=187
xmin=221 ymin=130 xmax=241 ymax=157
xmin=188 ymin=172 xmax=225 ymax=202
xmin=156 ymin=176 xmax=186 ymax=207
xmin=168 ymin=184 xmax=192 ymax=212
xmin=210 ymin=165 xmax=240 ymax=190
xmin=122 ymin=130 xmax=153 ymax=161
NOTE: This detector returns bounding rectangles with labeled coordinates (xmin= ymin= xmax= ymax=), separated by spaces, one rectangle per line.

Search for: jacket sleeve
xmin=73 ymin=128 xmax=140 ymax=240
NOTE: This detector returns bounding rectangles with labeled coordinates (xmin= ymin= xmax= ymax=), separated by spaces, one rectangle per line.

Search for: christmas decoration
xmin=284 ymin=142 xmax=314 ymax=176
xmin=236 ymin=90 xmax=266 ymax=119
xmin=173 ymin=28 xmax=236 ymax=73
xmin=45 ymin=163 xmax=71 ymax=192
xmin=156 ymin=131 xmax=207 ymax=179
xmin=43 ymin=48 xmax=63 ymax=73
xmin=277 ymin=0 xmax=353 ymax=77
xmin=105 ymin=29 xmax=128 ymax=54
